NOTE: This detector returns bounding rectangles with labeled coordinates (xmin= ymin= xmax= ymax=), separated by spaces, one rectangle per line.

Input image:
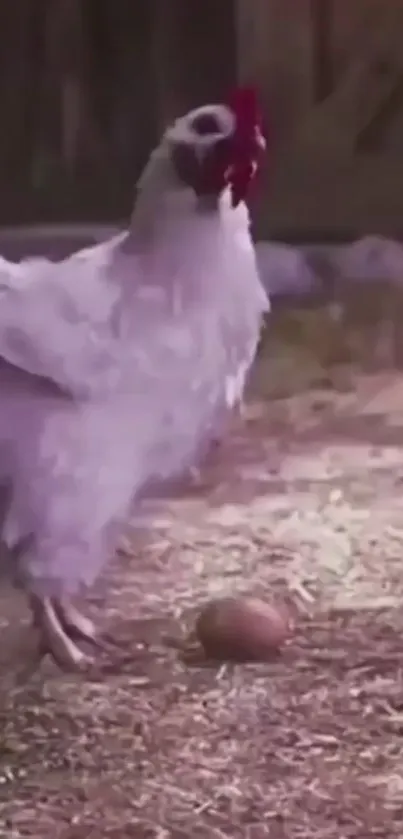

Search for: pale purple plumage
xmin=0 ymin=103 xmax=269 ymax=601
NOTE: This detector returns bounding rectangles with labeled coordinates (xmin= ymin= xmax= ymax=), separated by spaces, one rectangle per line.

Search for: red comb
xmin=227 ymin=86 xmax=261 ymax=127
xmin=225 ymin=86 xmax=266 ymax=207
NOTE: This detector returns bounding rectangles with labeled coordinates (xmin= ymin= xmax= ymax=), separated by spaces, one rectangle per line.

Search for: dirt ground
xmin=2 ymin=322 xmax=403 ymax=837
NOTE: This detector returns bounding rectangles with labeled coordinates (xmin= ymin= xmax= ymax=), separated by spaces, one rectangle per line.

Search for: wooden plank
xmin=330 ymin=0 xmax=395 ymax=78
xmin=330 ymin=0 xmax=403 ymax=155
xmin=152 ymin=0 xmax=236 ymax=131
xmin=236 ymin=0 xmax=315 ymax=143
xmin=257 ymin=157 xmax=403 ymax=238
xmin=292 ymin=62 xmax=403 ymax=158
xmin=311 ymin=0 xmax=333 ymax=100
xmin=250 ymin=2 xmax=403 ymax=236
xmin=291 ymin=3 xmax=403 ymax=158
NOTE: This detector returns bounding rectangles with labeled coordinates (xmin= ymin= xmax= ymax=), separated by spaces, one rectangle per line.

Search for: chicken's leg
xmin=30 ymin=595 xmax=93 ymax=671
xmin=54 ymin=598 xmax=101 ymax=646
xmin=55 ymin=598 xmax=118 ymax=651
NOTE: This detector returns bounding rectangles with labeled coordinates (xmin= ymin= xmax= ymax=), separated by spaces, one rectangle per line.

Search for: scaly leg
xmin=55 ymin=598 xmax=119 ymax=650
xmin=54 ymin=598 xmax=101 ymax=646
xmin=29 ymin=595 xmax=96 ymax=671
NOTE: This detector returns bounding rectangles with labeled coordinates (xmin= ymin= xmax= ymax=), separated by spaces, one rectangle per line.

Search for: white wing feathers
xmin=0 ymin=237 xmax=127 ymax=399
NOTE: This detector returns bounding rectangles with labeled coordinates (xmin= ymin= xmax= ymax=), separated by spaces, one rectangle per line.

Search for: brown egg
xmin=195 ymin=595 xmax=292 ymax=662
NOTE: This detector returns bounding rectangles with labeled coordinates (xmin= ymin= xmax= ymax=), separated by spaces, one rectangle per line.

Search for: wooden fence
xmin=238 ymin=0 xmax=403 ymax=238
xmin=2 ymin=0 xmax=403 ymax=238
xmin=0 ymin=0 xmax=235 ymax=225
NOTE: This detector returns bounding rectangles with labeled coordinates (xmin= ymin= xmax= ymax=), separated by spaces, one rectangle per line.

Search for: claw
xmin=30 ymin=595 xmax=94 ymax=672
xmin=55 ymin=599 xmax=120 ymax=651
xmin=55 ymin=599 xmax=101 ymax=646
xmin=28 ymin=595 xmax=120 ymax=673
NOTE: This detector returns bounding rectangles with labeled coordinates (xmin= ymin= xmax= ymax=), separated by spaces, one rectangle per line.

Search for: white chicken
xmin=0 ymin=88 xmax=269 ymax=671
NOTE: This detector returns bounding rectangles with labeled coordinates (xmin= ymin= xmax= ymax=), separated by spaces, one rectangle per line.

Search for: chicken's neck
xmin=128 ymin=145 xmax=227 ymax=249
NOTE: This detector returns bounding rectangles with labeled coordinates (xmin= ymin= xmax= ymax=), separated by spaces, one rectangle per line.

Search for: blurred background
xmin=1 ymin=0 xmax=403 ymax=241
xmin=0 ymin=0 xmax=236 ymax=226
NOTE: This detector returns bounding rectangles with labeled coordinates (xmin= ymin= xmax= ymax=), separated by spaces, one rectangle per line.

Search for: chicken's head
xmin=165 ymin=88 xmax=266 ymax=207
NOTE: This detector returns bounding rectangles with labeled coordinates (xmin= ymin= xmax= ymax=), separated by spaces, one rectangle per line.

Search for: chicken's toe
xmin=30 ymin=596 xmax=94 ymax=672
xmin=55 ymin=598 xmax=119 ymax=651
